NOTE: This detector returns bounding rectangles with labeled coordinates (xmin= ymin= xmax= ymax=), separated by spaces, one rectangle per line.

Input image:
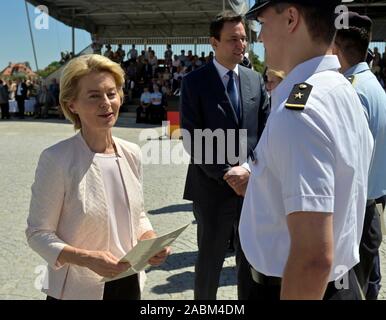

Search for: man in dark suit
xmin=180 ymin=10 xmax=269 ymax=300
xmin=15 ymin=78 xmax=28 ymax=119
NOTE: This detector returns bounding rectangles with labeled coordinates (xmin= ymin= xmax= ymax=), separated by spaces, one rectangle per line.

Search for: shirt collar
xmin=272 ymin=55 xmax=341 ymax=110
xmin=213 ymin=57 xmax=239 ymax=79
xmin=343 ymin=62 xmax=370 ymax=77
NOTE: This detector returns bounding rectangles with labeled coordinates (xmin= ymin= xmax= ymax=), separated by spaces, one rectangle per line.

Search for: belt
xmin=250 ymin=267 xmax=282 ymax=286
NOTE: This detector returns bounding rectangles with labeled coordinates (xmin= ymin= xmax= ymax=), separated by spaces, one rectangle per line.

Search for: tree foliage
xmin=249 ymin=50 xmax=265 ymax=74
xmin=37 ymin=61 xmax=61 ymax=78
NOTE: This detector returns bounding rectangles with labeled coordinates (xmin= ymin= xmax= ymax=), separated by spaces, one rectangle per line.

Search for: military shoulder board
xmin=285 ymin=83 xmax=313 ymax=111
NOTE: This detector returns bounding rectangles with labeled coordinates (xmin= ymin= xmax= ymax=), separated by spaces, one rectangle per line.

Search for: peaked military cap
xmin=341 ymin=11 xmax=373 ymax=31
xmin=245 ymin=0 xmax=354 ymax=20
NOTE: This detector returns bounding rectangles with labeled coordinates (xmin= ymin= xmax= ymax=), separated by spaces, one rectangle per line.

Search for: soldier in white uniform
xmin=240 ymin=0 xmax=374 ymax=300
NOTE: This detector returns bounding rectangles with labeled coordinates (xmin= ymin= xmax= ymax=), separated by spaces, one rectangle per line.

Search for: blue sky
xmin=0 ymin=0 xmax=93 ymax=71
xmin=0 ymin=0 xmax=263 ymax=72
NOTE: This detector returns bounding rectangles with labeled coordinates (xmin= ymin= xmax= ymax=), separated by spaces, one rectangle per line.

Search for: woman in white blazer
xmin=26 ymin=54 xmax=170 ymax=300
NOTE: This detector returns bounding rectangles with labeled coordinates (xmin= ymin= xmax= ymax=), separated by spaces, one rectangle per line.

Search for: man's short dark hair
xmin=274 ymin=3 xmax=337 ymax=45
xmin=210 ymin=10 xmax=245 ymax=41
xmin=335 ymin=27 xmax=371 ymax=66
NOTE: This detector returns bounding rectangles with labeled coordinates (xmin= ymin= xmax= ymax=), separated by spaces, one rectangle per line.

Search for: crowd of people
xmin=0 ymin=77 xmax=62 ymax=120
xmin=371 ymin=46 xmax=386 ymax=87
xmin=99 ymin=43 xmax=215 ymax=124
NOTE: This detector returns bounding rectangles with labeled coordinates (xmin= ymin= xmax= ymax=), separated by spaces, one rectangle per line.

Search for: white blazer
xmin=26 ymin=132 xmax=153 ymax=300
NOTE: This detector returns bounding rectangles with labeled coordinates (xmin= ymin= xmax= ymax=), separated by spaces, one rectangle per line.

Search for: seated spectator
xmin=148 ymin=85 xmax=165 ymax=124
xmin=179 ymin=50 xmax=187 ymax=66
xmin=104 ymin=45 xmax=114 ymax=60
xmin=138 ymin=50 xmax=146 ymax=64
xmin=164 ymin=44 xmax=173 ymax=67
xmin=193 ymin=55 xmax=203 ymax=70
xmin=161 ymin=81 xmax=172 ymax=97
xmin=125 ymin=77 xmax=135 ymax=104
xmin=116 ymin=44 xmax=125 ymax=64
xmin=136 ymin=87 xmax=151 ymax=123
xmin=142 ymin=60 xmax=153 ymax=83
xmin=91 ymin=41 xmax=102 ymax=55
xmin=207 ymin=51 xmax=214 ymax=63
xmin=199 ymin=52 xmax=207 ymax=65
xmin=60 ymin=52 xmax=67 ymax=64
xmin=172 ymin=66 xmax=185 ymax=95
xmin=145 ymin=47 xmax=153 ymax=60
xmin=128 ymin=44 xmax=138 ymax=62
xmin=148 ymin=51 xmax=158 ymax=77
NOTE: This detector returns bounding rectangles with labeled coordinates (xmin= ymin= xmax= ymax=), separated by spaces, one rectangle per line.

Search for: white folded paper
xmin=377 ymin=203 xmax=386 ymax=237
xmin=102 ymin=224 xmax=190 ymax=282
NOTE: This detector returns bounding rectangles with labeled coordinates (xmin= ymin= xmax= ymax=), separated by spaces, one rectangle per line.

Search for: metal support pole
xmin=72 ymin=9 xmax=75 ymax=56
xmin=24 ymin=1 xmax=39 ymax=71
xmin=72 ymin=26 xmax=75 ymax=56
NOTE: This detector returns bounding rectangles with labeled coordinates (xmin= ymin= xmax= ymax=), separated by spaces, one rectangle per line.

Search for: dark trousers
xmin=136 ymin=106 xmax=148 ymax=123
xmin=47 ymin=274 xmax=140 ymax=300
xmin=247 ymin=268 xmax=363 ymax=300
xmin=0 ymin=102 xmax=10 ymax=119
xmin=354 ymin=200 xmax=383 ymax=299
xmin=193 ymin=197 xmax=256 ymax=300
xmin=16 ymin=96 xmax=25 ymax=118
xmin=147 ymin=104 xmax=165 ymax=124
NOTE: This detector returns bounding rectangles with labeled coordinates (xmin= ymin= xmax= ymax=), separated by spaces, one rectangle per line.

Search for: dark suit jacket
xmin=180 ymin=61 xmax=269 ymax=204
xmin=15 ymin=82 xmax=28 ymax=100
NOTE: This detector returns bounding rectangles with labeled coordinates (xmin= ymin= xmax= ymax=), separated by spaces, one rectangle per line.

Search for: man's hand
xmin=223 ymin=166 xmax=250 ymax=197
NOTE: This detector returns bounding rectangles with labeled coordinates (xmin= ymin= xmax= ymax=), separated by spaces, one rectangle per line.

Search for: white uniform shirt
xmin=239 ymin=55 xmax=374 ymax=282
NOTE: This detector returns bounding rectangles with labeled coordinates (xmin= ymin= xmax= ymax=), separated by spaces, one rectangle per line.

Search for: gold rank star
xmin=294 ymin=92 xmax=304 ymax=99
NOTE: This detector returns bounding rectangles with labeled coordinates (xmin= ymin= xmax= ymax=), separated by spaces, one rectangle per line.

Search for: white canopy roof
xmin=26 ymin=0 xmax=385 ymax=43
xmin=26 ymin=0 xmax=255 ymax=44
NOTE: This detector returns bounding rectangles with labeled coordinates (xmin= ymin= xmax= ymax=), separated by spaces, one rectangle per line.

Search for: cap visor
xmin=245 ymin=3 xmax=270 ymax=20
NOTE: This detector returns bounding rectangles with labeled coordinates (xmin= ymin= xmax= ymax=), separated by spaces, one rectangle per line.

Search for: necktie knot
xmin=227 ymin=70 xmax=234 ymax=79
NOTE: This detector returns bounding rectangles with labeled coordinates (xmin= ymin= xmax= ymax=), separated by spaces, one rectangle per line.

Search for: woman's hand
xmin=139 ymin=230 xmax=172 ymax=266
xmin=82 ymin=250 xmax=130 ymax=278
xmin=148 ymin=247 xmax=171 ymax=266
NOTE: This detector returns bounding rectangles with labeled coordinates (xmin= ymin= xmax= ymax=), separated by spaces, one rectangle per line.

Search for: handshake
xmin=223 ymin=166 xmax=250 ymax=197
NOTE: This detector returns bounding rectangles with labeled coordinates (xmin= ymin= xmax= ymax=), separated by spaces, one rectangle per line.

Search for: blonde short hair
xmin=59 ymin=54 xmax=125 ymax=130
xmin=266 ymin=69 xmax=286 ymax=80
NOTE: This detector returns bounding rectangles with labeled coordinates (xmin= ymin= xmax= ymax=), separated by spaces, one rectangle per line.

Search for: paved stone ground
xmin=0 ymin=117 xmax=385 ymax=300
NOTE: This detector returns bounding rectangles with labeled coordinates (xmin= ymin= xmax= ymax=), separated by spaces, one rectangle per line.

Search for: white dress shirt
xmin=213 ymin=58 xmax=250 ymax=172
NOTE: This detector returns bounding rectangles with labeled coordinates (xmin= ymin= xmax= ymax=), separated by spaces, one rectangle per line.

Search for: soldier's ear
xmin=286 ymin=6 xmax=301 ymax=33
